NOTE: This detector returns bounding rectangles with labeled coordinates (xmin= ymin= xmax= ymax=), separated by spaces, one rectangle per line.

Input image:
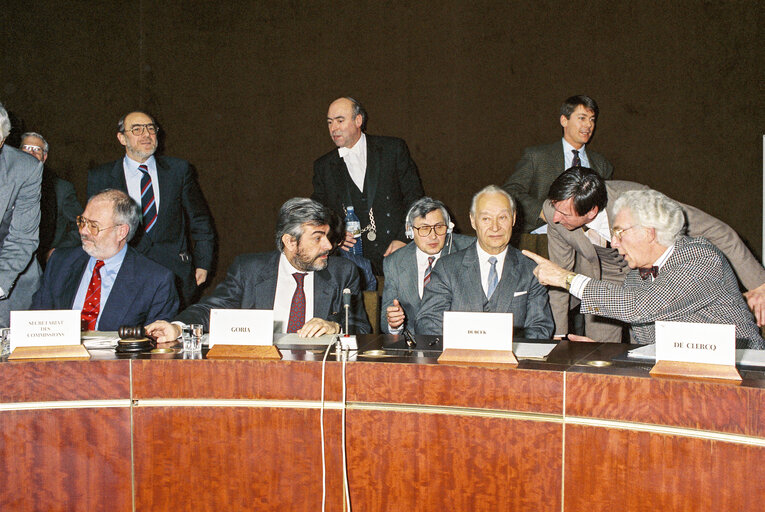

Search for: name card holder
xmin=8 ymin=311 xmax=90 ymax=361
xmin=437 ymin=311 xmax=518 ymax=367
xmin=205 ymin=309 xmax=282 ymax=360
xmin=649 ymin=321 xmax=741 ymax=382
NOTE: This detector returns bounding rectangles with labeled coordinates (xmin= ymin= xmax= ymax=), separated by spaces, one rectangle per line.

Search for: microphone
xmin=342 ymin=288 xmax=351 ymax=335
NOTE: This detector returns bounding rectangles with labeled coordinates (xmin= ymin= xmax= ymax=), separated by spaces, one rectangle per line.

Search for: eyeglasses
xmin=22 ymin=145 xmax=46 ymax=155
xmin=76 ymin=216 xmax=121 ymax=235
xmin=412 ymin=224 xmax=448 ymax=236
xmin=610 ymin=225 xmax=638 ymax=241
xmin=123 ymin=124 xmax=159 ymax=136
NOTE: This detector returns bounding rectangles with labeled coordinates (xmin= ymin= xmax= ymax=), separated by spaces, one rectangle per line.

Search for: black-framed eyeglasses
xmin=413 ymin=224 xmax=448 ymax=236
xmin=123 ymin=124 xmax=159 ymax=136
xmin=76 ymin=216 xmax=121 ymax=236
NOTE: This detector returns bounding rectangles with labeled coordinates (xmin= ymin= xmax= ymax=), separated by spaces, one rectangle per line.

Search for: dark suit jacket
xmin=580 ymin=237 xmax=763 ymax=349
xmin=31 ymin=245 xmax=179 ymax=330
xmin=176 ymin=251 xmax=371 ymax=334
xmin=415 ymin=242 xmax=554 ymax=339
xmin=312 ymin=135 xmax=424 ymax=274
xmin=503 ymin=141 xmax=613 ymax=232
xmin=544 ymin=180 xmax=765 ymax=342
xmin=38 ymin=171 xmax=82 ymax=266
xmin=381 ymin=233 xmax=475 ymax=334
xmin=0 ymin=146 xmax=42 ymax=327
xmin=87 ymin=156 xmax=216 ymax=303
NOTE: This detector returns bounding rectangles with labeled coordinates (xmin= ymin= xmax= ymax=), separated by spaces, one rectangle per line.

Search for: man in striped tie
xmin=87 ymin=111 xmax=216 ymax=306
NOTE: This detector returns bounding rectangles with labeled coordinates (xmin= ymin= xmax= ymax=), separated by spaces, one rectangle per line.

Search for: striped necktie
xmin=423 ymin=256 xmax=435 ymax=288
xmin=138 ymin=164 xmax=158 ymax=232
xmin=81 ymin=260 xmax=105 ymax=331
xmin=572 ymin=149 xmax=581 ymax=167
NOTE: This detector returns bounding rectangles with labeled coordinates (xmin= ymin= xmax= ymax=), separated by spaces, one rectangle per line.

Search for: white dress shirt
xmin=562 ymin=138 xmax=591 ymax=169
xmin=476 ymin=244 xmax=508 ymax=298
xmin=338 ymin=133 xmax=367 ymax=192
xmin=272 ymin=253 xmax=315 ymax=333
xmin=123 ymin=155 xmax=160 ymax=211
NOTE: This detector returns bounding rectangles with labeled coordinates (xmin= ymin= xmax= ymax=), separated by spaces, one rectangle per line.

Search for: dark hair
xmin=547 ymin=166 xmax=608 ymax=216
xmin=406 ymin=197 xmax=451 ymax=231
xmin=345 ymin=97 xmax=368 ymax=132
xmin=275 ymin=198 xmax=332 ymax=251
xmin=560 ymin=95 xmax=599 ymax=119
xmin=117 ymin=111 xmax=155 ymax=133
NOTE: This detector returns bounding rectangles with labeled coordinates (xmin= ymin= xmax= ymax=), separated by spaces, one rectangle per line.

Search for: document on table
xmin=627 ymin=344 xmax=765 ymax=368
xmin=275 ymin=333 xmax=337 ymax=346
xmin=512 ymin=342 xmax=557 ymax=360
xmin=81 ymin=331 xmax=120 ymax=350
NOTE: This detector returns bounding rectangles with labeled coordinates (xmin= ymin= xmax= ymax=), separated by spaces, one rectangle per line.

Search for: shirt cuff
xmin=569 ymin=275 xmax=591 ymax=299
xmin=388 ymin=326 xmax=403 ymax=335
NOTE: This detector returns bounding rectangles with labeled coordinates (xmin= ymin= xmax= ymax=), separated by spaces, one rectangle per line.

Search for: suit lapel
xmin=462 ymin=245 xmax=487 ymax=304
xmin=64 ymin=250 xmax=90 ymax=308
xmin=493 ymin=249 xmax=521 ymax=312
xmin=400 ymin=245 xmax=420 ymax=307
xmin=109 ymin=160 xmax=129 ymax=190
xmin=99 ymin=248 xmax=140 ymax=327
xmin=254 ymin=252 xmax=281 ymax=310
xmin=364 ymin=135 xmax=380 ymax=207
xmin=313 ymin=267 xmax=333 ymax=320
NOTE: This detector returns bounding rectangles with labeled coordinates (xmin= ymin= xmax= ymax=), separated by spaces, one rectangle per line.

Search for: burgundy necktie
xmin=639 ymin=266 xmax=659 ymax=280
xmin=287 ymin=273 xmax=307 ymax=332
xmin=81 ymin=260 xmax=105 ymax=331
xmin=572 ymin=149 xmax=581 ymax=167
xmin=138 ymin=164 xmax=158 ymax=232
xmin=423 ymin=256 xmax=435 ymax=288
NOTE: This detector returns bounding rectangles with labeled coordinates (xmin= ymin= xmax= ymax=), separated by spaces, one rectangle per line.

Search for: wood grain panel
xmin=131 ymin=359 xmax=342 ymax=401
xmin=0 ymin=408 xmax=132 ymax=511
xmin=566 ymin=372 xmax=756 ymax=435
xmin=346 ymin=409 xmax=562 ymax=512
xmin=133 ymin=406 xmax=346 ymax=511
xmin=0 ymin=360 xmax=130 ymax=402
xmin=348 ymin=362 xmax=564 ymax=413
xmin=564 ymin=425 xmax=765 ymax=512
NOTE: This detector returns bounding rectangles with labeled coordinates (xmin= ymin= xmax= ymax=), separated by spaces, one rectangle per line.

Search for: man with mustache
xmin=31 ymin=189 xmax=179 ymax=330
xmin=147 ymin=198 xmax=371 ymax=341
xmin=503 ymin=95 xmax=613 ymax=233
xmin=88 ymin=111 xmax=215 ymax=305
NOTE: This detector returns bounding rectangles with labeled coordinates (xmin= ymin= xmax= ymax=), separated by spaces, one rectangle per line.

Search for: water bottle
xmin=344 ymin=206 xmax=364 ymax=256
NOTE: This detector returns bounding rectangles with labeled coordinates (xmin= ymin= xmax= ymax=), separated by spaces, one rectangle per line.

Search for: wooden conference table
xmin=0 ymin=334 xmax=763 ymax=511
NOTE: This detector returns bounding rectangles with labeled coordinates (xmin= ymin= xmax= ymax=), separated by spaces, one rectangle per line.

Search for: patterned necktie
xmin=81 ymin=260 xmax=105 ymax=331
xmin=487 ymin=256 xmax=498 ymax=299
xmin=572 ymin=149 xmax=581 ymax=167
xmin=138 ymin=164 xmax=158 ymax=232
xmin=639 ymin=266 xmax=659 ymax=280
xmin=287 ymin=272 xmax=308 ymax=333
xmin=423 ymin=256 xmax=435 ymax=288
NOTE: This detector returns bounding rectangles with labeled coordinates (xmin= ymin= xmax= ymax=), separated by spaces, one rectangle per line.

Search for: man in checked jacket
xmin=523 ymin=189 xmax=763 ymax=349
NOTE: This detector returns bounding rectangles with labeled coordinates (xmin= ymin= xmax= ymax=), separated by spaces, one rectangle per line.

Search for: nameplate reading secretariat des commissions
xmin=208 ymin=309 xmax=274 ymax=348
xmin=10 ymin=310 xmax=81 ymax=350
xmin=655 ymin=320 xmax=736 ymax=366
xmin=443 ymin=311 xmax=514 ymax=350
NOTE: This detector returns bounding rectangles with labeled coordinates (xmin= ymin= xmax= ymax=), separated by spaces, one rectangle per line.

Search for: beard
xmin=293 ymin=246 xmax=330 ymax=272
xmin=126 ymin=138 xmax=157 ymax=161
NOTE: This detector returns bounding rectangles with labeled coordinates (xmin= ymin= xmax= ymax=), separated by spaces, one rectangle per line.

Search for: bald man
xmin=312 ymin=97 xmax=424 ymax=275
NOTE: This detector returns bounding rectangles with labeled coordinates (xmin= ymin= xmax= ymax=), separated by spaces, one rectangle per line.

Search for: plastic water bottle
xmin=344 ymin=206 xmax=364 ymax=256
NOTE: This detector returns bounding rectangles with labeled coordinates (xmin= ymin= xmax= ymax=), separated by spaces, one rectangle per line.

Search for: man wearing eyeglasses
xmin=524 ymin=190 xmax=763 ymax=348
xmin=0 ymin=102 xmax=43 ymax=328
xmin=539 ymin=167 xmax=765 ymax=343
xmin=87 ymin=111 xmax=215 ymax=305
xmin=381 ymin=197 xmax=474 ymax=334
xmin=415 ymin=186 xmax=554 ymax=338
xmin=20 ymin=132 xmax=82 ymax=265
xmin=32 ymin=189 xmax=179 ymax=330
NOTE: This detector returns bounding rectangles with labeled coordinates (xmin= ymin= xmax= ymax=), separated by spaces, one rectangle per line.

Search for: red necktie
xmin=81 ymin=260 xmax=105 ymax=331
xmin=423 ymin=256 xmax=435 ymax=288
xmin=287 ymin=273 xmax=307 ymax=333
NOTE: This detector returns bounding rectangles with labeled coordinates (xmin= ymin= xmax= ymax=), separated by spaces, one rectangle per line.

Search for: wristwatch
xmin=564 ymin=273 xmax=576 ymax=291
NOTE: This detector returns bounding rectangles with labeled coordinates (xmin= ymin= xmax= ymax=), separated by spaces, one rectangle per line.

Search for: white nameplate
xmin=10 ymin=310 xmax=81 ymax=350
xmin=655 ymin=321 xmax=736 ymax=366
xmin=208 ymin=309 xmax=274 ymax=348
xmin=443 ymin=311 xmax=513 ymax=350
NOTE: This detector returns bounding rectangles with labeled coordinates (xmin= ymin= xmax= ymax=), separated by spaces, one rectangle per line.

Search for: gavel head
xmin=118 ymin=325 xmax=146 ymax=339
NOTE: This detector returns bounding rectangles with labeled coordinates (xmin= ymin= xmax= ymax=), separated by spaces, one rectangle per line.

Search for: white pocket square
xmin=514 ymin=291 xmax=528 ymax=297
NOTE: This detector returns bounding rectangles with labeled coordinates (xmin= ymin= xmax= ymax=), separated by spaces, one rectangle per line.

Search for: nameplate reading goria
xmin=208 ymin=309 xmax=274 ymax=348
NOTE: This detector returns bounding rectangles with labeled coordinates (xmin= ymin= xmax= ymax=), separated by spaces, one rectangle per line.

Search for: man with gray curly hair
xmin=524 ymin=189 xmax=763 ymax=348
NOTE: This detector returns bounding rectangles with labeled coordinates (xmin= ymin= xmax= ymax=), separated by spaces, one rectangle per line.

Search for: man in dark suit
xmin=32 ymin=189 xmax=179 ymax=331
xmin=381 ymin=197 xmax=474 ymax=334
xmin=87 ymin=111 xmax=215 ymax=305
xmin=312 ymin=97 xmax=424 ymax=275
xmin=503 ymin=95 xmax=613 ymax=232
xmin=415 ymin=186 xmax=554 ymax=338
xmin=20 ymin=132 xmax=82 ymax=266
xmin=541 ymin=167 xmax=765 ymax=342
xmin=525 ymin=189 xmax=763 ymax=349
xmin=146 ymin=198 xmax=371 ymax=342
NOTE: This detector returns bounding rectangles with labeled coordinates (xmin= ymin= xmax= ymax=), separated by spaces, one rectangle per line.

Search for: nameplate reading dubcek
xmin=10 ymin=310 xmax=81 ymax=350
xmin=208 ymin=309 xmax=274 ymax=348
xmin=443 ymin=311 xmax=514 ymax=350
xmin=655 ymin=320 xmax=736 ymax=366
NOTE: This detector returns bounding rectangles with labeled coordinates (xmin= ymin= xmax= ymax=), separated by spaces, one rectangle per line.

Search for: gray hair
xmin=0 ymin=103 xmax=11 ymax=140
xmin=275 ymin=198 xmax=332 ymax=251
xmin=117 ymin=111 xmax=155 ymax=133
xmin=470 ymin=185 xmax=516 ymax=217
xmin=89 ymin=189 xmax=141 ymax=242
xmin=20 ymin=132 xmax=49 ymax=153
xmin=406 ymin=197 xmax=451 ymax=231
xmin=612 ymin=189 xmax=686 ymax=246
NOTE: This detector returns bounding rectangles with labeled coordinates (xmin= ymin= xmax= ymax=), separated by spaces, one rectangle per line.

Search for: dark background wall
xmin=3 ymin=1 xmax=763 ymax=291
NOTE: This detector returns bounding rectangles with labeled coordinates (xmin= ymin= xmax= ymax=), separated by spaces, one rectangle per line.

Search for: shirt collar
xmin=562 ymin=137 xmax=587 ymax=157
xmin=653 ymin=244 xmax=675 ymax=270
xmin=475 ymin=242 xmax=508 ymax=264
xmin=279 ymin=252 xmax=312 ymax=276
xmin=338 ymin=132 xmax=366 ymax=158
xmin=90 ymin=243 xmax=128 ymax=271
xmin=123 ymin=154 xmax=156 ymax=174
xmin=585 ymin=208 xmax=611 ymax=240
xmin=415 ymin=246 xmax=441 ymax=267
